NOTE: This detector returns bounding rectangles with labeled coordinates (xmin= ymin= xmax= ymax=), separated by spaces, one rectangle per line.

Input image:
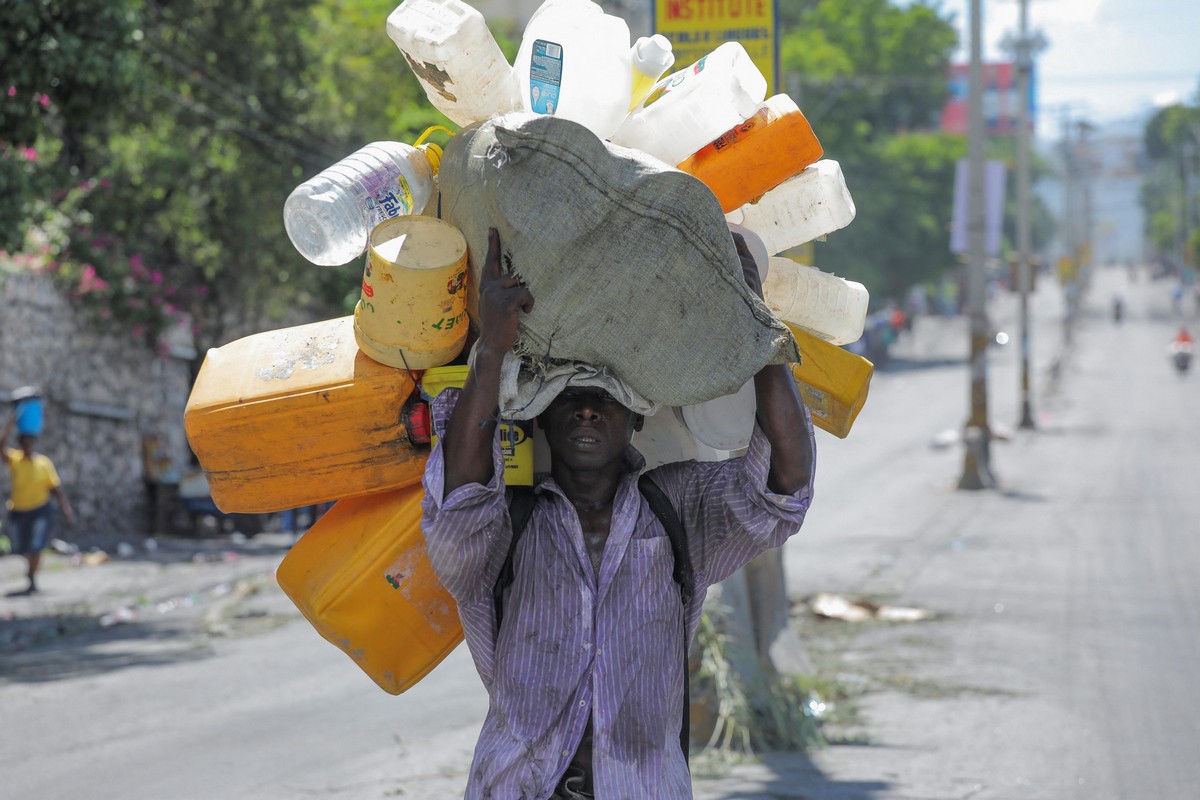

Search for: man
xmin=421 ymin=228 xmax=815 ymax=799
xmin=2 ymin=415 xmax=75 ymax=595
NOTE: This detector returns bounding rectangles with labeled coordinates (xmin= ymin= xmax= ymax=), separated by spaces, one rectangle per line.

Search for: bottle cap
xmin=418 ymin=142 xmax=443 ymax=174
xmin=414 ymin=125 xmax=454 ymax=175
xmin=633 ymin=34 xmax=674 ymax=76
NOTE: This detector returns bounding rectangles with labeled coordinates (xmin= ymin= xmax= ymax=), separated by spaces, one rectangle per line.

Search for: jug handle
xmin=415 ymin=125 xmax=455 ymax=146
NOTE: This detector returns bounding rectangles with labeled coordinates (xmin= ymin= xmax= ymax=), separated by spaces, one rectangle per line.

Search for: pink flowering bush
xmin=27 ymin=177 xmax=198 ymax=355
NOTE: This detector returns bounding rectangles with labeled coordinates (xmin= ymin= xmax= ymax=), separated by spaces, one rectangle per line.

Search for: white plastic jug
xmin=611 ymin=41 xmax=766 ymax=167
xmin=682 ymin=380 xmax=756 ymax=452
xmin=629 ymin=34 xmax=674 ymax=111
xmin=283 ymin=136 xmax=443 ymax=267
xmin=514 ymin=0 xmax=632 ymax=141
xmin=387 ymin=0 xmax=521 ymax=127
xmin=725 ymin=159 xmax=857 ymax=256
xmin=762 ymin=257 xmax=869 ymax=346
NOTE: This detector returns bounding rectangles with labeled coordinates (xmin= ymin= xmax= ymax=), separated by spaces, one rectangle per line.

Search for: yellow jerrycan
xmin=276 ymin=483 xmax=463 ymax=695
xmin=184 ymin=316 xmax=429 ymax=513
xmin=788 ymin=324 xmax=874 ymax=439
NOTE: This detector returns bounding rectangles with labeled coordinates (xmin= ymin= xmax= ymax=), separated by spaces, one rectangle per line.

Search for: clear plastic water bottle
xmin=283 ymin=135 xmax=444 ymax=267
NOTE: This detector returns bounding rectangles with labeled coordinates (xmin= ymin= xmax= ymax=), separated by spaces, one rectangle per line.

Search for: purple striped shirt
xmin=421 ymin=389 xmax=815 ymax=799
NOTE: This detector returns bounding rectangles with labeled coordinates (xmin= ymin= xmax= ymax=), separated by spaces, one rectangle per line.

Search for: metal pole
xmin=958 ymin=0 xmax=994 ymax=490
xmin=1060 ymin=111 xmax=1076 ymax=344
xmin=1014 ymin=0 xmax=1037 ymax=430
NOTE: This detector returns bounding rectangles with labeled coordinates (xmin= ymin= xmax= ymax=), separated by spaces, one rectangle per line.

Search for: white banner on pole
xmin=950 ymin=158 xmax=1007 ymax=256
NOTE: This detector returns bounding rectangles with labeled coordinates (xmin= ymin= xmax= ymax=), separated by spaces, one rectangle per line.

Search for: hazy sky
xmin=934 ymin=0 xmax=1199 ymax=138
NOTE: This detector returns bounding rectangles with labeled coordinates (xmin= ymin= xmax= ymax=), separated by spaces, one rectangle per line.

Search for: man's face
xmin=539 ymin=387 xmax=639 ymax=472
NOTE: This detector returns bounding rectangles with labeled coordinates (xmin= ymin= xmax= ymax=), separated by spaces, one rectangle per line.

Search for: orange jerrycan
xmin=277 ymin=483 xmax=463 ymax=694
xmin=788 ymin=324 xmax=874 ymax=439
xmin=184 ymin=316 xmax=428 ymax=513
xmin=676 ymin=94 xmax=823 ymax=213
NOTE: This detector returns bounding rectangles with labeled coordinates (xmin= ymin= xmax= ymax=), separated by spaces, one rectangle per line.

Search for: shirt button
xmin=562 ymin=749 xmax=569 ymax=757
xmin=579 ymin=700 xmax=586 ymax=707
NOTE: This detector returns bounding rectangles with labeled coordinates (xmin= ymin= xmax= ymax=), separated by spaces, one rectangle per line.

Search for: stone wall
xmin=0 ymin=271 xmax=194 ymax=540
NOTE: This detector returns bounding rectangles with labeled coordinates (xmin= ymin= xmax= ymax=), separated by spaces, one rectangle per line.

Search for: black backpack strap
xmin=496 ymin=486 xmax=536 ymax=632
xmin=638 ymin=474 xmax=693 ymax=609
xmin=638 ymin=474 xmax=693 ymax=762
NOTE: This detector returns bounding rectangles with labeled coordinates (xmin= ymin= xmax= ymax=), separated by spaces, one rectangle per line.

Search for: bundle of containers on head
xmin=185 ymin=0 xmax=875 ymax=696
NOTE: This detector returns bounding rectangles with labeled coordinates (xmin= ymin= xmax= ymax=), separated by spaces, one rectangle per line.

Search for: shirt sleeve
xmin=42 ymin=457 xmax=62 ymax=489
xmin=647 ymin=403 xmax=816 ymax=588
xmin=419 ymin=388 xmax=513 ymax=608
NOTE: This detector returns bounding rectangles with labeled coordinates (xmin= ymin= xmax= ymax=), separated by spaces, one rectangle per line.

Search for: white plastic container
xmin=284 ymin=139 xmax=443 ymax=266
xmin=682 ymin=380 xmax=756 ymax=452
xmin=629 ymin=34 xmax=674 ymax=110
xmin=387 ymin=0 xmax=521 ymax=128
xmin=725 ymin=159 xmax=857 ymax=256
xmin=514 ymin=0 xmax=632 ymax=141
xmin=762 ymin=257 xmax=869 ymax=346
xmin=611 ymin=41 xmax=767 ymax=166
xmin=632 ymin=407 xmax=700 ymax=471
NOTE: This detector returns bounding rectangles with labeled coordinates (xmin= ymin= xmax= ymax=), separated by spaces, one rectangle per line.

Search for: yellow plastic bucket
xmin=421 ymin=365 xmax=534 ymax=486
xmin=354 ymin=215 xmax=469 ymax=370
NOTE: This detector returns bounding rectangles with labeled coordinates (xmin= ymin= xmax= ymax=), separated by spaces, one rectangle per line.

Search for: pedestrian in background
xmin=2 ymin=414 xmax=75 ymax=595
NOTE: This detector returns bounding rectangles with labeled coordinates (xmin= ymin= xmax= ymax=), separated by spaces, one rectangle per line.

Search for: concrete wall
xmin=0 ymin=270 xmax=194 ymax=540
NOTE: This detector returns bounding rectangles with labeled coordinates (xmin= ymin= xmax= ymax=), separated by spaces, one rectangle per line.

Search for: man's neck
xmin=551 ymin=462 xmax=623 ymax=516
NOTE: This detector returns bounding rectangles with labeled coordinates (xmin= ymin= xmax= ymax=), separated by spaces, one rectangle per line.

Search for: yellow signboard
xmin=653 ymin=0 xmax=779 ymax=95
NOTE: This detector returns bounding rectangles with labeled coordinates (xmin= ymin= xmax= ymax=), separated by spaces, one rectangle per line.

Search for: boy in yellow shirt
xmin=2 ymin=414 xmax=75 ymax=595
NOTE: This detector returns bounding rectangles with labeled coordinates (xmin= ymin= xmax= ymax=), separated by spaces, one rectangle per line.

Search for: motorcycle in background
xmin=1168 ymin=327 xmax=1194 ymax=375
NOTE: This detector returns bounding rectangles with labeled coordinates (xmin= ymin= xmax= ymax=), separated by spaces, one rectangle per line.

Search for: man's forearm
xmin=753 ymin=363 xmax=813 ymax=495
xmin=441 ymin=345 xmax=506 ymax=496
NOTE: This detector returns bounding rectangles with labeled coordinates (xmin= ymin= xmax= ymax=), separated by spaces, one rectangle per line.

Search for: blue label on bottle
xmin=529 ymin=39 xmax=563 ymax=116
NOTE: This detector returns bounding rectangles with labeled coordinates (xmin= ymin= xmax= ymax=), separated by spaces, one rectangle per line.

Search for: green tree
xmin=2 ymin=0 xmax=521 ymax=354
xmin=1141 ymin=94 xmax=1200 ymax=267
xmin=0 ymin=0 xmax=141 ymax=250
xmin=779 ymin=0 xmax=962 ymax=302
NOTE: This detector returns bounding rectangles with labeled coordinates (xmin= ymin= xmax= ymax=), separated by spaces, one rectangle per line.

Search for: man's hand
xmin=476 ymin=228 xmax=534 ymax=355
xmin=442 ymin=228 xmax=534 ymax=496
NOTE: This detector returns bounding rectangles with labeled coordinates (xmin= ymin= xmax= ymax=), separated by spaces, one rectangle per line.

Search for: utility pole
xmin=958 ymin=0 xmax=994 ymax=490
xmin=1077 ymin=119 xmax=1096 ymax=293
xmin=1002 ymin=0 xmax=1046 ymax=431
xmin=1059 ymin=110 xmax=1077 ymax=342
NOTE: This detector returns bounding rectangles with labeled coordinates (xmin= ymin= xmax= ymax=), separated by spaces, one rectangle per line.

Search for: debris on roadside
xmin=804 ymin=592 xmax=934 ymax=623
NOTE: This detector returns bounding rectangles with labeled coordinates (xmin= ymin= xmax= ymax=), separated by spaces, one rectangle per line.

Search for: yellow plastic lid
xmin=414 ymin=125 xmax=454 ymax=175
xmin=419 ymin=142 xmax=443 ymax=174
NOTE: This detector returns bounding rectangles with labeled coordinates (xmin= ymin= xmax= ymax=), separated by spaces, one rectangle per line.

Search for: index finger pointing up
xmin=485 ymin=227 xmax=502 ymax=278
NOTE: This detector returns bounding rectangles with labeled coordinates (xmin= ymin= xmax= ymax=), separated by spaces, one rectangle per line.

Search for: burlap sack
xmin=439 ymin=112 xmax=798 ymax=410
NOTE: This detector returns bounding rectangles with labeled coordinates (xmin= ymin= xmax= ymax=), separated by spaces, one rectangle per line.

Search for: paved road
xmin=3 ymin=265 xmax=1198 ymax=799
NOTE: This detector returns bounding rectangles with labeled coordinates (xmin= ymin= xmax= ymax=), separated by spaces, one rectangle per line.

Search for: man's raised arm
xmin=441 ymin=227 xmax=534 ymax=496
xmin=734 ymin=233 xmax=815 ymax=496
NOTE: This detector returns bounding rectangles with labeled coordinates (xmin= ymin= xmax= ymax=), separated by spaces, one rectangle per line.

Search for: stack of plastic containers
xmin=183 ymin=0 xmax=875 ymax=696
